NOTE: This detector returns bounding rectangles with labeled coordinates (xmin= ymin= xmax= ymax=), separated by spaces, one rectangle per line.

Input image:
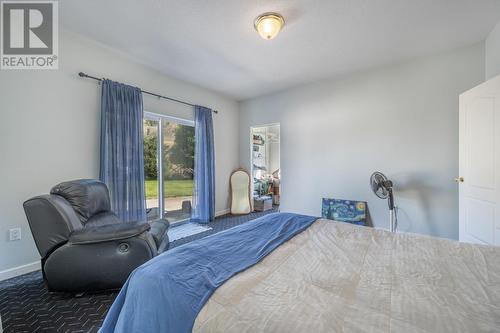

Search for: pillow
xmin=321 ymin=198 xmax=366 ymax=226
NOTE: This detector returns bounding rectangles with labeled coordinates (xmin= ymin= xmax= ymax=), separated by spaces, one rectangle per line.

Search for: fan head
xmin=370 ymin=172 xmax=391 ymax=199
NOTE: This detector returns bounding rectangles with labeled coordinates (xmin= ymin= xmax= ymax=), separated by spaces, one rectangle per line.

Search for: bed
xmin=100 ymin=213 xmax=500 ymax=333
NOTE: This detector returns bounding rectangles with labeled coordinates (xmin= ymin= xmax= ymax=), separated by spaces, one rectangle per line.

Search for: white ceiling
xmin=60 ymin=0 xmax=500 ymax=101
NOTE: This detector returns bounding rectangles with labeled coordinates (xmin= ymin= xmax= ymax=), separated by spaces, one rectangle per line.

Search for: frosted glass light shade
xmin=254 ymin=13 xmax=285 ymax=40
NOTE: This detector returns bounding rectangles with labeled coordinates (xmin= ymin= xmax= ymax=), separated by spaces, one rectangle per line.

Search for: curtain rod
xmin=78 ymin=72 xmax=218 ymax=114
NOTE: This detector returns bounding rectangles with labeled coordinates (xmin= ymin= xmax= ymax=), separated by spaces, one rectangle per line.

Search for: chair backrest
xmin=50 ymin=179 xmax=111 ymax=224
xmin=23 ymin=179 xmax=113 ymax=258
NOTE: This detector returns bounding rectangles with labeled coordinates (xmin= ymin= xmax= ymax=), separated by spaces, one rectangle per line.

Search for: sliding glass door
xmin=161 ymin=119 xmax=195 ymax=223
xmin=143 ymin=112 xmax=195 ymax=224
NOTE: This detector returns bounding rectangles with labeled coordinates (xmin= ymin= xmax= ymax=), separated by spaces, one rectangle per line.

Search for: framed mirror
xmin=230 ymin=169 xmax=252 ymax=215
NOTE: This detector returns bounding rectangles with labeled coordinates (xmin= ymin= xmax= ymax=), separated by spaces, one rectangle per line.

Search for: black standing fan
xmin=370 ymin=172 xmax=397 ymax=232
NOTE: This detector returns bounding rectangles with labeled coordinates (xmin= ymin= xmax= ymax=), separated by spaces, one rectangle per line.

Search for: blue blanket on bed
xmin=99 ymin=212 xmax=317 ymax=333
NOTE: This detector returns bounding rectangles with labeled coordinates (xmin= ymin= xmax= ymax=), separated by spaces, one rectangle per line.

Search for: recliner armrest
xmin=149 ymin=219 xmax=169 ymax=247
xmin=69 ymin=221 xmax=151 ymax=245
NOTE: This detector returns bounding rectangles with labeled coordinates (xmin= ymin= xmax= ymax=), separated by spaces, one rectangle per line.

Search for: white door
xmin=459 ymin=75 xmax=500 ymax=245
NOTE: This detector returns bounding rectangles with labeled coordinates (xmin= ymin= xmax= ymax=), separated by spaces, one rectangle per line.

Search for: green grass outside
xmin=145 ymin=179 xmax=193 ymax=199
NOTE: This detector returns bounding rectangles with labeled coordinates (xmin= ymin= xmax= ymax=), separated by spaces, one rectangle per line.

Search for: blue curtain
xmin=192 ymin=106 xmax=215 ymax=223
xmin=100 ymin=79 xmax=146 ymax=222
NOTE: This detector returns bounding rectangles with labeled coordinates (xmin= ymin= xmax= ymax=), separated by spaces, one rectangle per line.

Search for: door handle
xmin=454 ymin=177 xmax=464 ymax=183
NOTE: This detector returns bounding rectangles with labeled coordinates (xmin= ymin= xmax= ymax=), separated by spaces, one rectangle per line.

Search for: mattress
xmin=194 ymin=219 xmax=500 ymax=332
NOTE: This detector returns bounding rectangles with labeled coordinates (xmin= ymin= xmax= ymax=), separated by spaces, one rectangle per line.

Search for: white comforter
xmin=193 ymin=219 xmax=500 ymax=332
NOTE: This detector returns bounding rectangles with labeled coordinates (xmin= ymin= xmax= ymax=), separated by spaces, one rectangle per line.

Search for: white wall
xmin=240 ymin=43 xmax=485 ymax=240
xmin=0 ymin=29 xmax=239 ymax=273
xmin=486 ymin=20 xmax=500 ymax=80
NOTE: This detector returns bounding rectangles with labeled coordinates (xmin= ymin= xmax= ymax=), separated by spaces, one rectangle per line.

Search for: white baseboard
xmin=0 ymin=261 xmax=40 ymax=282
xmin=215 ymin=209 xmax=230 ymax=217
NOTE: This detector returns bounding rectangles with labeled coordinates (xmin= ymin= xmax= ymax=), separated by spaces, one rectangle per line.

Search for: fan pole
xmin=389 ymin=209 xmax=396 ymax=232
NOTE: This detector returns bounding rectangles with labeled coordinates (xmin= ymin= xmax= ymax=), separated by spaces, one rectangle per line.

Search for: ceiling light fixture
xmin=254 ymin=12 xmax=285 ymax=40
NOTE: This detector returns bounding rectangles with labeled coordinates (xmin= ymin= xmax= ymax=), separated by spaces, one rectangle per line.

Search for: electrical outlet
xmin=9 ymin=228 xmax=21 ymax=241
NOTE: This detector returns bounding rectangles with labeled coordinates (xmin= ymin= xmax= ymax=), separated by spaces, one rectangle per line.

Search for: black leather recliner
xmin=23 ymin=179 xmax=169 ymax=292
